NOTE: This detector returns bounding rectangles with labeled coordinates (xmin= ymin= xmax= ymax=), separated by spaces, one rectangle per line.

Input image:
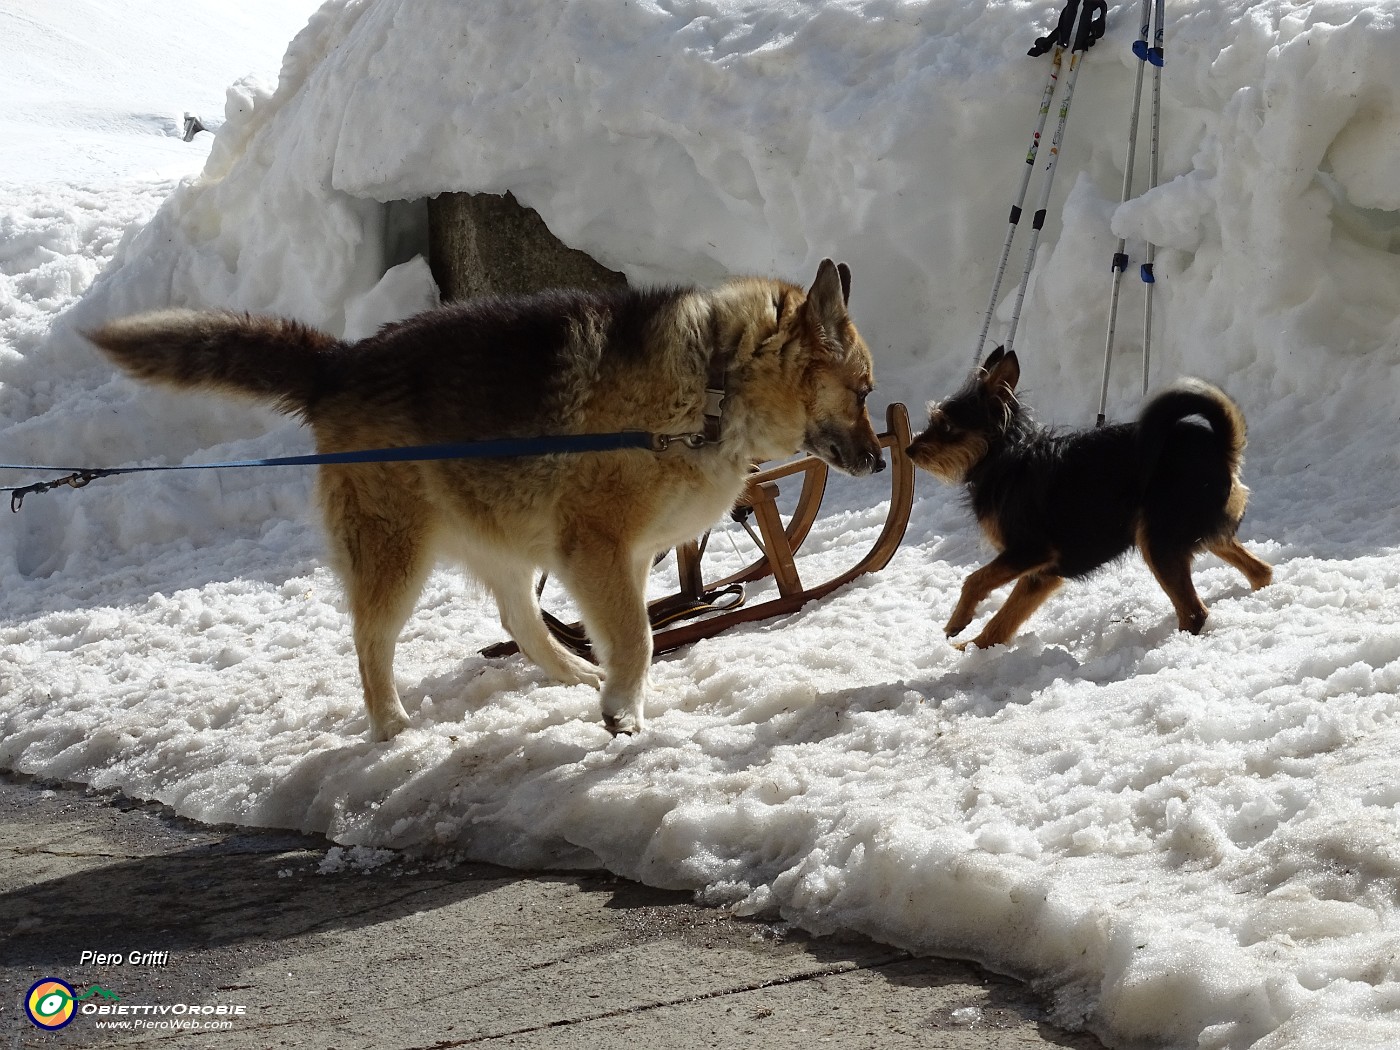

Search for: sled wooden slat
xmin=708 ymin=455 xmax=829 ymax=592
xmin=749 ymin=481 xmax=804 ymax=596
xmin=675 ymin=537 xmax=705 ymax=599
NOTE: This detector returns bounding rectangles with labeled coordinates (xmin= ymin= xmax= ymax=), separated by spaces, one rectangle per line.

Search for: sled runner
xmin=482 ymin=401 xmax=915 ymax=661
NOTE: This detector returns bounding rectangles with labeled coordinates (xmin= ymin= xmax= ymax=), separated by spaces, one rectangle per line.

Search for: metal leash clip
xmin=650 ymin=432 xmax=709 ymax=452
xmin=9 ymin=469 xmax=114 ymax=513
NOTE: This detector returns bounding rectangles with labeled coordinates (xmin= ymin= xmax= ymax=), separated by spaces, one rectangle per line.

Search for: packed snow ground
xmin=4 ymin=2 xmax=1400 ymax=1048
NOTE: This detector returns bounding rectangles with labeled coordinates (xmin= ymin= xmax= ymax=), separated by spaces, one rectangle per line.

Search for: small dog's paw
xmin=955 ymin=636 xmax=998 ymax=652
xmin=1177 ymin=610 xmax=1208 ymax=635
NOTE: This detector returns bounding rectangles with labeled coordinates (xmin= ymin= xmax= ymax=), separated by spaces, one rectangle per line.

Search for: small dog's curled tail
xmin=1137 ymin=378 xmax=1247 ymax=476
xmin=87 ymin=309 xmax=343 ymax=418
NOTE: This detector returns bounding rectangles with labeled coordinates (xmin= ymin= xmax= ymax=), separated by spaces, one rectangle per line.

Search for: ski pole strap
xmin=1028 ymin=0 xmax=1107 ymax=57
xmin=3 ymin=430 xmax=663 ymax=512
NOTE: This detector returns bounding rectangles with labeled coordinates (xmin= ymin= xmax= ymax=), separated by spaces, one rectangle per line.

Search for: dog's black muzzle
xmin=806 ymin=421 xmax=884 ymax=477
xmin=824 ymin=442 xmax=886 ymax=477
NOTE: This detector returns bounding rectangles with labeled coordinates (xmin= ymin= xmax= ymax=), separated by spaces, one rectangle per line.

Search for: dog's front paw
xmin=944 ymin=614 xmax=971 ymax=638
xmin=370 ymin=710 xmax=411 ymax=742
xmin=602 ymin=710 xmax=644 ymax=737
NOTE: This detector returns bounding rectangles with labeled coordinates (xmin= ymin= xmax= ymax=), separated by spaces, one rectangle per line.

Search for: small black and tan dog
xmin=907 ymin=347 xmax=1272 ymax=650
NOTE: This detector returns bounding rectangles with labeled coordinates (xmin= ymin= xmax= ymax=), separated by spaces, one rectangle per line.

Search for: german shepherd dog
xmin=89 ymin=260 xmax=884 ymax=739
xmin=907 ymin=347 xmax=1271 ymax=650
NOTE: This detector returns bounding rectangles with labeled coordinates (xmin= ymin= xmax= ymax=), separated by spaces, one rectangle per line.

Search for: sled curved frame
xmin=483 ymin=402 xmax=915 ymax=660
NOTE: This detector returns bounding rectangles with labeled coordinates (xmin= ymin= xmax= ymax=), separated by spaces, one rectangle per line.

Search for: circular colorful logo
xmin=26 ymin=978 xmax=77 ymax=1030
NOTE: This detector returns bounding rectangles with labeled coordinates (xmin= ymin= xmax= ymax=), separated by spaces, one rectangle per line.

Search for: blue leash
xmin=3 ymin=429 xmax=675 ymax=512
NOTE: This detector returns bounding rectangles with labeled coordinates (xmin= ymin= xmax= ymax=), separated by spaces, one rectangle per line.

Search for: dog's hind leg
xmin=961 ymin=573 xmax=1064 ymax=650
xmin=1207 ymin=536 xmax=1273 ymax=591
xmin=555 ymin=541 xmax=653 ymax=736
xmin=946 ymin=551 xmax=1052 ymax=640
xmin=320 ymin=468 xmax=437 ymax=741
xmin=1139 ymin=536 xmax=1208 ymax=634
xmin=477 ymin=561 xmax=603 ymax=690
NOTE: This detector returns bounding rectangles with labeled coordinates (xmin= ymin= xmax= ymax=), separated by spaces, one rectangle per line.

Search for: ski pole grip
xmin=1074 ymin=0 xmax=1108 ymax=52
xmin=1028 ymin=0 xmax=1081 ymax=57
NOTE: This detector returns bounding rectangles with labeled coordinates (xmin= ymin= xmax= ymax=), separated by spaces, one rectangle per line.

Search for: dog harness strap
xmin=649 ymin=348 xmax=726 ymax=451
xmin=702 ymin=350 xmax=727 ymax=444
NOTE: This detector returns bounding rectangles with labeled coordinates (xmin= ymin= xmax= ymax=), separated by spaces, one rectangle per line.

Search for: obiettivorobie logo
xmin=24 ymin=978 xmax=246 ymax=1033
xmin=24 ymin=979 xmax=120 ymax=1030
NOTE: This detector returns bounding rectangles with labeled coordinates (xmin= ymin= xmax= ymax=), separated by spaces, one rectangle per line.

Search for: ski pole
xmin=1003 ymin=0 xmax=1107 ymax=355
xmin=1139 ymin=0 xmax=1165 ymax=398
xmin=972 ymin=1 xmax=1078 ymax=368
xmin=1096 ymin=0 xmax=1153 ymax=426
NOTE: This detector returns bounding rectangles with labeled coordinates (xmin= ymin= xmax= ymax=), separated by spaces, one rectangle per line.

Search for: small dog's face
xmin=907 ymin=347 xmax=1021 ymax=483
xmin=906 ymin=404 xmax=990 ymax=483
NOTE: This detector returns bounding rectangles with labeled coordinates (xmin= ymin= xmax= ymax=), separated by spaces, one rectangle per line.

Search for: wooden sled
xmin=482 ymin=402 xmax=915 ymax=660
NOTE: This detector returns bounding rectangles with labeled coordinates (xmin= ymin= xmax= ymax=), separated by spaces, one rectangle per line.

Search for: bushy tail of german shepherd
xmin=88 ymin=309 xmax=340 ymax=418
xmin=1136 ymin=378 xmax=1247 ymax=482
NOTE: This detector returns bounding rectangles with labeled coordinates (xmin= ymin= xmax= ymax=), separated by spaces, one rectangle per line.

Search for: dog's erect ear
xmin=805 ymin=258 xmax=849 ymax=338
xmin=837 ymin=262 xmax=852 ymax=305
xmin=979 ymin=345 xmax=1006 ymax=377
xmin=984 ymin=348 xmax=1020 ymax=402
